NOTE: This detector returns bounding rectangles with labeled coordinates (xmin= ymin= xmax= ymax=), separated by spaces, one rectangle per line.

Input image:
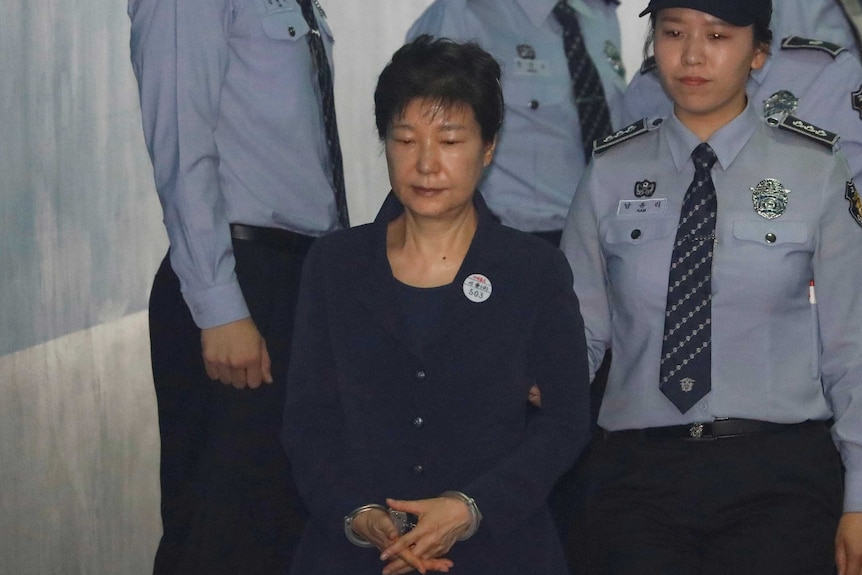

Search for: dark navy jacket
xmin=282 ymin=192 xmax=591 ymax=574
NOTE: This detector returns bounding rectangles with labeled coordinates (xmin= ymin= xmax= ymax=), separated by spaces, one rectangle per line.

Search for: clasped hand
xmin=351 ymin=496 xmax=472 ymax=574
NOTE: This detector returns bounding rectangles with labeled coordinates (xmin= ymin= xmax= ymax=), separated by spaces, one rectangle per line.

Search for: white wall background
xmin=0 ymin=1 xmax=648 ymax=573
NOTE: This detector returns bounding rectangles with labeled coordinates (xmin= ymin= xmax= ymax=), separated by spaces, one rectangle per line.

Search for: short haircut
xmin=374 ymin=35 xmax=504 ymax=144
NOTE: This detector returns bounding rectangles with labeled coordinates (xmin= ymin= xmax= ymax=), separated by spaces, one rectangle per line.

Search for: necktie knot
xmin=692 ymin=143 xmax=718 ymax=173
xmin=553 ymin=0 xmax=575 ymax=21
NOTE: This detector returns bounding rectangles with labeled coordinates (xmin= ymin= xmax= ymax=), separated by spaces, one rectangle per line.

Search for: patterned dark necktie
xmin=297 ymin=0 xmax=349 ymax=229
xmin=553 ymin=0 xmax=612 ymax=162
xmin=659 ymin=143 xmax=718 ymax=413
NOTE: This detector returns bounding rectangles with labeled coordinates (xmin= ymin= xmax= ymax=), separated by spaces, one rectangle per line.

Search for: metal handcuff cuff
xmin=343 ymin=492 xmax=481 ymax=547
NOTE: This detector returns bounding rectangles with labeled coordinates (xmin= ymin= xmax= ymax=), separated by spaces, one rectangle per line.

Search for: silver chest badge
xmin=751 ymin=179 xmax=790 ymax=219
xmin=763 ymin=90 xmax=799 ymax=121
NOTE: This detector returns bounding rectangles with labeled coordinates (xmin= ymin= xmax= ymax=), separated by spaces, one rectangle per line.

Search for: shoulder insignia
xmin=776 ymin=115 xmax=839 ymax=149
xmin=639 ymin=55 xmax=657 ymax=75
xmin=593 ymin=118 xmax=657 ymax=156
xmin=853 ymin=85 xmax=862 ymax=121
xmin=847 ymin=181 xmax=862 ymax=229
xmin=780 ymin=36 xmax=847 ymax=58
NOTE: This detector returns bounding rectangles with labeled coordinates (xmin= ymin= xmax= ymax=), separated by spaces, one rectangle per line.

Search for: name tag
xmin=512 ymin=57 xmax=550 ymax=77
xmin=617 ymin=198 xmax=667 ymax=216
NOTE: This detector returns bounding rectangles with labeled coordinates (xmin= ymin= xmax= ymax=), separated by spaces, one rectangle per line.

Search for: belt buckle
xmin=689 ymin=423 xmax=705 ymax=439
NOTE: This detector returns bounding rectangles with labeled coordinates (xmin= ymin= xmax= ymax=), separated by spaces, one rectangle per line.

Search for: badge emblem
xmin=751 ymin=179 xmax=790 ymax=219
xmin=634 ymin=180 xmax=656 ymax=198
xmin=604 ymin=41 xmax=626 ymax=79
xmin=763 ymin=90 xmax=799 ymax=120
xmin=853 ymin=85 xmax=862 ymax=121
xmin=847 ymin=181 xmax=862 ymax=228
xmin=680 ymin=378 xmax=695 ymax=393
xmin=517 ymin=44 xmax=536 ymax=60
xmin=463 ymin=273 xmax=492 ymax=303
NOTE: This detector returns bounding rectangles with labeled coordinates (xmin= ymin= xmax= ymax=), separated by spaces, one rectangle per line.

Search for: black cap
xmin=639 ymin=0 xmax=771 ymax=28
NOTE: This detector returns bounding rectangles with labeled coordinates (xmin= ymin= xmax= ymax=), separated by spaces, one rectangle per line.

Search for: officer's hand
xmin=836 ymin=512 xmax=862 ymax=575
xmin=201 ymin=318 xmax=272 ymax=389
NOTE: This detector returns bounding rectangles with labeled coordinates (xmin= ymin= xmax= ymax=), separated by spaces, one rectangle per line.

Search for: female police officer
xmin=560 ymin=0 xmax=862 ymax=573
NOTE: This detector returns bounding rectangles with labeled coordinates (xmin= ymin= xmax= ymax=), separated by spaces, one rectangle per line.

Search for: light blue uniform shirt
xmin=407 ymin=0 xmax=626 ymax=233
xmin=129 ymin=0 xmax=340 ymax=329
xmin=561 ymin=102 xmax=862 ymax=511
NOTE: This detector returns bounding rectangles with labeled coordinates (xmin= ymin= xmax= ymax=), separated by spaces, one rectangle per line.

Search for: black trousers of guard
xmin=150 ymin=237 xmax=310 ymax=574
xmin=581 ymin=421 xmax=842 ymax=575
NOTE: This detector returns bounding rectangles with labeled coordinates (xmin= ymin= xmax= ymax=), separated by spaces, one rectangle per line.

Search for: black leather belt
xmin=230 ymin=223 xmax=316 ymax=253
xmin=608 ymin=418 xmax=828 ymax=441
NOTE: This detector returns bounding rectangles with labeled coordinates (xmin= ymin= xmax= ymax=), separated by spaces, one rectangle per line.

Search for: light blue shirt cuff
xmin=183 ymin=280 xmax=250 ymax=329
xmin=844 ymin=470 xmax=862 ymax=513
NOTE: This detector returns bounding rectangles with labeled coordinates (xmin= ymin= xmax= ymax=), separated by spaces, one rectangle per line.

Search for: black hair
xmin=374 ymin=35 xmax=503 ymax=144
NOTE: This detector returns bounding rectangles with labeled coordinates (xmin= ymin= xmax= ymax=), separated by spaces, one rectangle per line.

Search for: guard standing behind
xmin=623 ymin=0 xmax=862 ymax=184
xmin=407 ymin=0 xmax=625 ymax=247
xmin=128 ymin=0 xmax=347 ymax=572
xmin=561 ymin=0 xmax=862 ymax=573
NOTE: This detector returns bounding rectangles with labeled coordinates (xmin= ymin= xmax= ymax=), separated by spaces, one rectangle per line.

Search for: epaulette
xmin=775 ymin=115 xmax=839 ymax=150
xmin=780 ymin=36 xmax=847 ymax=58
xmin=593 ymin=118 xmax=657 ymax=156
xmin=639 ymin=55 xmax=657 ymax=75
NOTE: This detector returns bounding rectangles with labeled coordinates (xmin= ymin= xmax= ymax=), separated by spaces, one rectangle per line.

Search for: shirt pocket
xmin=602 ymin=216 xmax=678 ymax=302
xmin=731 ymin=220 xmax=810 ymax=246
xmin=256 ymin=0 xmax=310 ymax=42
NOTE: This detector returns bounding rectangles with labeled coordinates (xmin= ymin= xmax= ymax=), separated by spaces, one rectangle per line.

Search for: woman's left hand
xmin=379 ymin=497 xmax=472 ymax=575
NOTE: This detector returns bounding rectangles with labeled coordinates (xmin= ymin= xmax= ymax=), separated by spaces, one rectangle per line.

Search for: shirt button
xmin=412 ymin=465 xmax=424 ymax=475
xmin=529 ymin=99 xmax=539 ymax=110
xmin=413 ymin=417 xmax=424 ymax=429
xmin=415 ymin=370 xmax=426 ymax=382
xmin=631 ymin=229 xmax=642 ymax=240
xmin=765 ymin=232 xmax=777 ymax=244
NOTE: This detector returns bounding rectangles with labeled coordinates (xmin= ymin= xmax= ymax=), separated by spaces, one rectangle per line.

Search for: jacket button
xmin=413 ymin=417 xmax=424 ymax=429
xmin=765 ymin=232 xmax=777 ymax=244
xmin=529 ymin=99 xmax=539 ymax=110
xmin=631 ymin=229 xmax=642 ymax=240
xmin=412 ymin=465 xmax=424 ymax=475
xmin=415 ymin=370 xmax=426 ymax=382
xmin=288 ymin=26 xmax=296 ymax=37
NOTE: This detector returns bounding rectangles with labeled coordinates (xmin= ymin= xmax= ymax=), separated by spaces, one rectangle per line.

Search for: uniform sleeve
xmin=560 ymin=163 xmax=612 ymax=380
xmin=462 ymin=248 xmax=591 ymax=542
xmin=128 ymin=0 xmax=248 ymax=328
xmin=406 ymin=0 xmax=472 ymax=42
xmin=281 ymin=242 xmax=376 ymax=534
xmin=813 ymin=153 xmax=862 ymax=512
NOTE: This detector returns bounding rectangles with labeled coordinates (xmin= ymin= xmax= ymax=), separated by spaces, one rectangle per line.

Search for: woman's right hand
xmin=351 ymin=508 xmax=453 ymax=574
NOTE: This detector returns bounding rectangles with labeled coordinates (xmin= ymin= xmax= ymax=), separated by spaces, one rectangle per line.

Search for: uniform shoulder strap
xmin=775 ymin=115 xmax=840 ymax=150
xmin=780 ymin=36 xmax=847 ymax=58
xmin=594 ymin=119 xmax=656 ymax=156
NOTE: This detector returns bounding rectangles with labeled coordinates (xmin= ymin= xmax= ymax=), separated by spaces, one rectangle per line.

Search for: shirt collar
xmin=664 ymin=99 xmax=760 ymax=173
xmin=520 ymin=0 xmax=596 ymax=30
